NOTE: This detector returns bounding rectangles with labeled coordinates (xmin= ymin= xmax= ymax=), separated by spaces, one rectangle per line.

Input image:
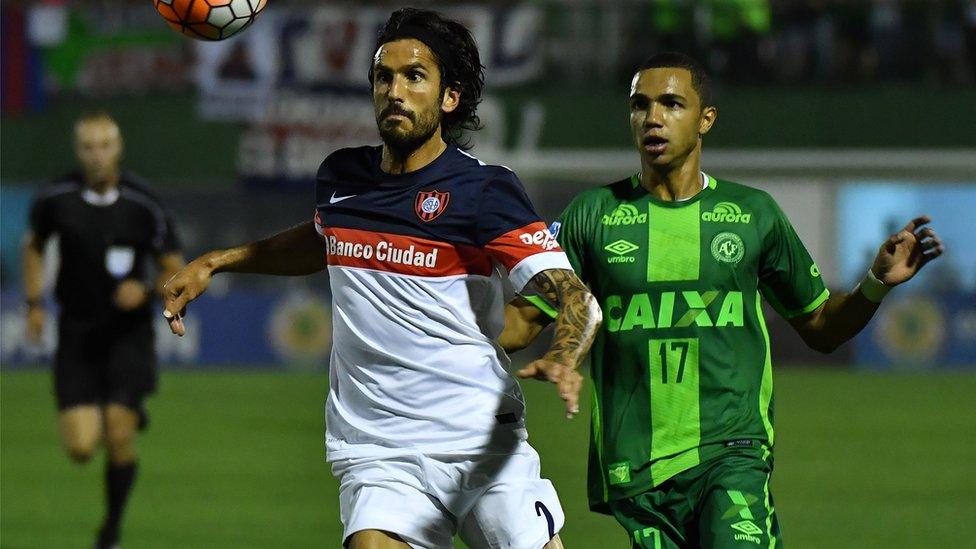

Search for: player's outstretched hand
xmin=517 ymin=358 xmax=583 ymax=419
xmin=871 ymin=215 xmax=944 ymax=286
xmin=162 ymin=258 xmax=214 ymax=336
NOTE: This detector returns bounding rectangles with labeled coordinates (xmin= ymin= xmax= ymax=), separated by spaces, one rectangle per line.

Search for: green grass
xmin=2 ymin=369 xmax=975 ymax=548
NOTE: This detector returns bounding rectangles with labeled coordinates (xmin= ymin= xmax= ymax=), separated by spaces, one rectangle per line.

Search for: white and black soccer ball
xmin=153 ymin=0 xmax=268 ymax=41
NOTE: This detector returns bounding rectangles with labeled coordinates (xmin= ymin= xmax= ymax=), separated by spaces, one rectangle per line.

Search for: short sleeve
xmin=550 ymin=195 xmax=592 ymax=283
xmin=523 ymin=195 xmax=593 ymax=319
xmin=28 ymin=194 xmax=55 ymax=244
xmin=314 ymin=153 xmax=337 ymax=208
xmin=119 ymin=181 xmax=182 ymax=256
xmin=313 ymin=154 xmax=335 ymax=238
xmin=313 ymin=210 xmax=326 ymax=237
xmin=758 ymin=196 xmax=829 ymax=318
xmin=475 ymin=169 xmax=572 ymax=291
xmin=313 ymin=147 xmax=367 ymax=240
xmin=156 ymin=205 xmax=181 ymax=255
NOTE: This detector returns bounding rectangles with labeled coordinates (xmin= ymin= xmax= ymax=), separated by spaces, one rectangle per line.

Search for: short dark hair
xmin=75 ymin=111 xmax=119 ymax=130
xmin=636 ymin=52 xmax=713 ymax=107
xmin=371 ymin=8 xmax=485 ymax=147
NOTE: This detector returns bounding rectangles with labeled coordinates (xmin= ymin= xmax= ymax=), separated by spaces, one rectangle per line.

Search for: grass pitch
xmin=2 ymin=368 xmax=974 ymax=548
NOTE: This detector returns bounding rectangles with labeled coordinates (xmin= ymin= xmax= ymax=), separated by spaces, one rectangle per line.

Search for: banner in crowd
xmin=837 ymin=183 xmax=975 ymax=292
xmin=838 ymin=183 xmax=976 ymax=369
xmin=854 ymin=292 xmax=976 ymax=370
xmin=193 ymin=4 xmax=543 ymax=184
xmin=1 ymin=290 xmax=333 ymax=370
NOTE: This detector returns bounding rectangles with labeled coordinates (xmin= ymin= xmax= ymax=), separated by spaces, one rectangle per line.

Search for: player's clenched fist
xmin=25 ymin=305 xmax=45 ymax=343
xmin=113 ymin=279 xmax=149 ymax=311
xmin=517 ymin=358 xmax=583 ymax=419
xmin=162 ymin=257 xmax=214 ymax=336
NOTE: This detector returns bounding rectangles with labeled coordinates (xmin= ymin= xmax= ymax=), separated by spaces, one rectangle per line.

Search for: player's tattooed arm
xmin=526 ymin=268 xmax=602 ymax=368
xmin=515 ymin=268 xmax=602 ymax=418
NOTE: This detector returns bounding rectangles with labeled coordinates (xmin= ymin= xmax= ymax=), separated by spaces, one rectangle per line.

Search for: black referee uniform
xmin=28 ymin=172 xmax=181 ymax=413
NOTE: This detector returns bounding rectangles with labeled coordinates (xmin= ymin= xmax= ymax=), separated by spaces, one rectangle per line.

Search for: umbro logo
xmin=731 ymin=520 xmax=763 ymax=536
xmin=731 ymin=520 xmax=763 ymax=544
xmin=330 ymin=192 xmax=356 ymax=204
xmin=605 ymin=239 xmax=638 ymax=264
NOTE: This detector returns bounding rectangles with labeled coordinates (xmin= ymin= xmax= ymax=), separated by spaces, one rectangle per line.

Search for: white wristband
xmin=857 ymin=269 xmax=891 ymax=303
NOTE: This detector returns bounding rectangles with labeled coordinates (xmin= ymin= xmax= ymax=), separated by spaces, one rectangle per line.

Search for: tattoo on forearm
xmin=528 ymin=269 xmax=602 ymax=368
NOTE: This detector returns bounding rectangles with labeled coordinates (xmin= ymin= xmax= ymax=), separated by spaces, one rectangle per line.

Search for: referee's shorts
xmin=53 ymin=314 xmax=158 ymax=414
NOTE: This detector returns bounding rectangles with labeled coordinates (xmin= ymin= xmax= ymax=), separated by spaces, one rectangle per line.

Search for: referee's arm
xmin=22 ymin=231 xmax=47 ymax=342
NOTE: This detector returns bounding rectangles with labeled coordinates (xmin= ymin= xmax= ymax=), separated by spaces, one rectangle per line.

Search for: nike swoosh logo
xmin=329 ymin=192 xmax=356 ymax=204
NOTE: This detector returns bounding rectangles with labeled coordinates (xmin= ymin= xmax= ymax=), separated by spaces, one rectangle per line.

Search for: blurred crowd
xmin=10 ymin=0 xmax=976 ymax=88
xmin=545 ymin=0 xmax=976 ymax=85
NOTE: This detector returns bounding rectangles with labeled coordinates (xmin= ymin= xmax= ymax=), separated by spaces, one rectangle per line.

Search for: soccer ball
xmin=153 ymin=0 xmax=267 ymax=41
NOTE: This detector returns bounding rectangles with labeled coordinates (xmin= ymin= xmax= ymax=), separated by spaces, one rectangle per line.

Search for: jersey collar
xmin=371 ymin=143 xmax=458 ymax=186
xmin=81 ymin=187 xmax=120 ymax=206
xmin=630 ymin=171 xmax=716 ymax=206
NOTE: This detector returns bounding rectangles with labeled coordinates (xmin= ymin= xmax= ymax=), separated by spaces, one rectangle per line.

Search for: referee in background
xmin=22 ymin=112 xmax=184 ymax=549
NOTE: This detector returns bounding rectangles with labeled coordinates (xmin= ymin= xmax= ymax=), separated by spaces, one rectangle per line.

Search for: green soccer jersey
xmin=545 ymin=173 xmax=828 ymax=513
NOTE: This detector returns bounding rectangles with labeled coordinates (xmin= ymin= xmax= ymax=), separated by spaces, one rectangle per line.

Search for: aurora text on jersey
xmin=541 ymin=173 xmax=827 ymax=512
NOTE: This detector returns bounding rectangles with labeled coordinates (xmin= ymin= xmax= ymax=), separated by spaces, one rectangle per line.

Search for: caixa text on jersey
xmin=603 ymin=290 xmax=745 ymax=332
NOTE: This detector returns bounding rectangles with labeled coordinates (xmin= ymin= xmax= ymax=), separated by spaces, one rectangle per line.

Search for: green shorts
xmin=608 ymin=446 xmax=781 ymax=548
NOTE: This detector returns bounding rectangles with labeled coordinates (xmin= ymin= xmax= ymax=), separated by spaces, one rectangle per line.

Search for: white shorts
xmin=332 ymin=441 xmax=565 ymax=548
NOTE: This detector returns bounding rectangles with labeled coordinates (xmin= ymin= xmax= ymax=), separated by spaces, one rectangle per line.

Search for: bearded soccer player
xmin=500 ymin=52 xmax=944 ymax=548
xmin=162 ymin=8 xmax=601 ymax=549
xmin=23 ymin=113 xmax=184 ymax=549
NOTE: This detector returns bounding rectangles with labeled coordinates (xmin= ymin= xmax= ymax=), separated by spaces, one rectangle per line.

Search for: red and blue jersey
xmin=314 ymin=144 xmax=571 ymax=459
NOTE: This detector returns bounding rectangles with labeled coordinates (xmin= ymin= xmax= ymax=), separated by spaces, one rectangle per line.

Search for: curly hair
xmin=371 ymin=8 xmax=485 ymax=148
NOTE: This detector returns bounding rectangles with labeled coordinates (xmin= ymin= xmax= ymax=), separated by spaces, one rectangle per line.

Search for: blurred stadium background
xmin=2 ymin=1 xmax=975 ymax=547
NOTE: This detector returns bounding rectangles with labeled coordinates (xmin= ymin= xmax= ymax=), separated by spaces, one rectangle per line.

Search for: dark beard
xmin=377 ymin=111 xmax=440 ymax=156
